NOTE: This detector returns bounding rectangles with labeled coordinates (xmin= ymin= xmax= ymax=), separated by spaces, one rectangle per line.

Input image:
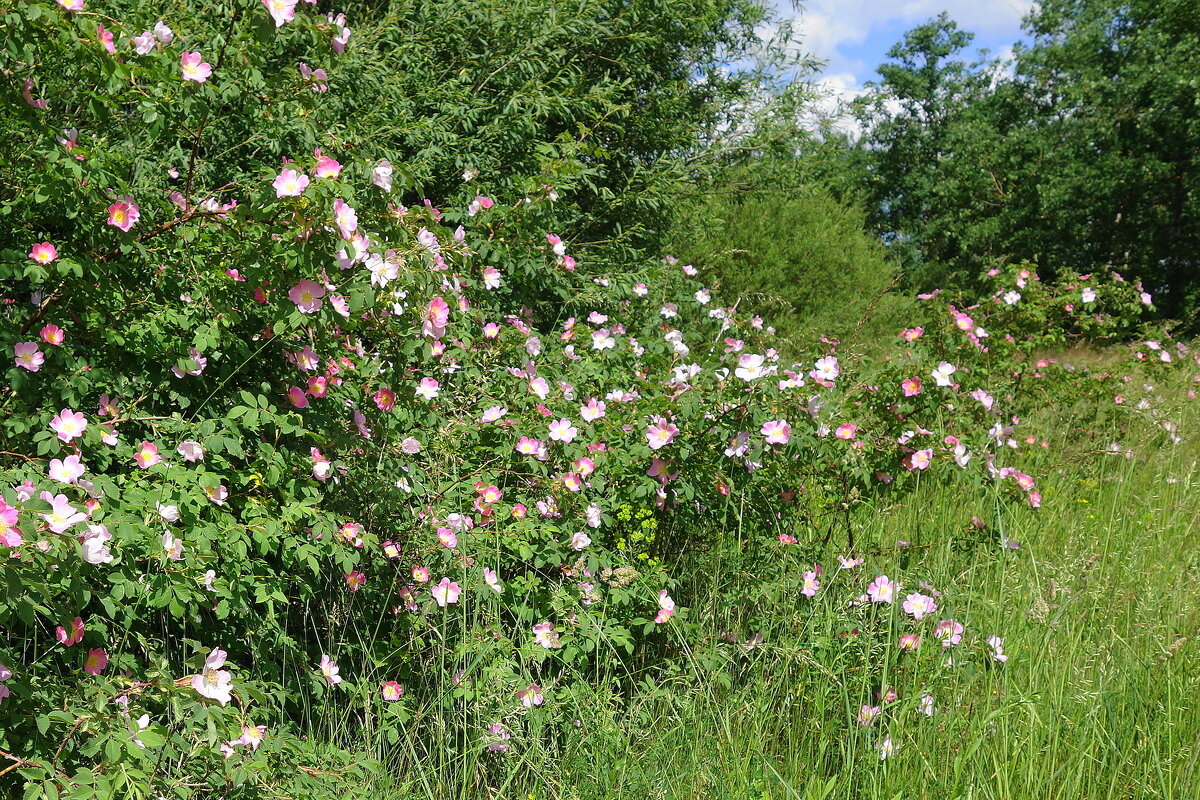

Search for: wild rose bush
xmin=895 ymin=263 xmax=1186 ymax=450
xmin=0 ymin=1 xmax=1191 ymax=796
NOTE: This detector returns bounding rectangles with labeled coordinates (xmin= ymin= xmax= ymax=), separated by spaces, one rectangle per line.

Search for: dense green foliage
xmin=0 ymin=1 xmax=792 ymax=796
xmin=5 ymin=0 xmax=770 ymax=316
xmin=856 ymin=0 xmax=1200 ymax=322
xmin=670 ymin=166 xmax=904 ymax=353
xmin=1 ymin=0 xmax=1197 ymax=798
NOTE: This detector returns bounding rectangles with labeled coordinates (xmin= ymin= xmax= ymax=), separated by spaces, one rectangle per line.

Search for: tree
xmin=670 ymin=150 xmax=906 ymax=354
xmin=1014 ymin=0 xmax=1200 ymax=317
xmin=856 ymin=1 xmax=1200 ymax=322
xmin=854 ymin=13 xmax=986 ymax=285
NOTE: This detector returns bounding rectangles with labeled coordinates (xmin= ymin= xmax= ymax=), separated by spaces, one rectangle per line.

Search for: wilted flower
xmin=987 ymin=635 xmax=1009 ymax=662
xmin=516 ymin=683 xmax=544 ymax=708
xmin=56 ymin=617 xmax=86 ymax=646
xmin=533 ymin=621 xmax=561 ymax=648
xmin=486 ymin=723 xmax=510 ymax=752
xmin=162 ymin=532 xmax=184 ymax=560
xmin=372 ymin=161 xmax=394 ymax=192
xmin=80 ymin=525 xmax=113 ymax=564
xmin=933 ymin=619 xmax=964 ymax=647
xmin=857 ymin=704 xmax=880 ymax=726
xmin=877 ymin=734 xmax=896 ymax=760
xmin=131 ymin=31 xmax=156 ymax=54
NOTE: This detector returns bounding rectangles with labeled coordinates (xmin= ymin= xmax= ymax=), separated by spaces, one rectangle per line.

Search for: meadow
xmin=351 ymin=364 xmax=1200 ymax=800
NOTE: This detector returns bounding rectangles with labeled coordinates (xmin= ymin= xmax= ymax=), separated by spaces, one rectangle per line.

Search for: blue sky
xmin=775 ymin=0 xmax=1035 ymax=132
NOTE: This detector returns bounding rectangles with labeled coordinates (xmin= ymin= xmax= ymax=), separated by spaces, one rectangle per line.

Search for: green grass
xmin=361 ymin=398 xmax=1200 ymax=800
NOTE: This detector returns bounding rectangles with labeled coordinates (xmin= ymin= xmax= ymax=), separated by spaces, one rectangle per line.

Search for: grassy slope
xmin=367 ymin=379 xmax=1200 ymax=800
xmin=547 ymin=403 xmax=1200 ymax=799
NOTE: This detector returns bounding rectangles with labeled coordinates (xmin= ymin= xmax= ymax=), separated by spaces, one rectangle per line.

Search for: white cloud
xmin=806 ymin=74 xmax=869 ymax=138
xmin=894 ymin=1 xmax=1034 ymax=33
xmin=784 ymin=0 xmax=1033 ymax=51
xmin=777 ymin=0 xmax=1034 ymax=137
